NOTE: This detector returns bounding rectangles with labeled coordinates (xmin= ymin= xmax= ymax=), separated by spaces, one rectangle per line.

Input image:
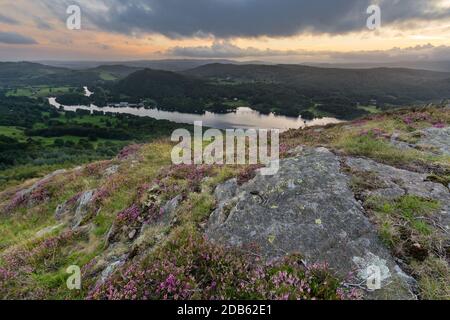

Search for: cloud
xmin=0 ymin=32 xmax=38 ymax=45
xmin=41 ymin=0 xmax=450 ymax=38
xmin=169 ymin=41 xmax=300 ymax=58
xmin=328 ymin=44 xmax=450 ymax=63
xmin=168 ymin=41 xmax=450 ymax=63
xmin=34 ymin=17 xmax=53 ymax=30
xmin=0 ymin=13 xmax=19 ymax=25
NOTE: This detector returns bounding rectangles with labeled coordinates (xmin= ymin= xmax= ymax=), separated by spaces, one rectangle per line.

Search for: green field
xmin=357 ymin=105 xmax=381 ymax=114
xmin=222 ymin=99 xmax=250 ymax=108
xmin=0 ymin=126 xmax=26 ymax=140
xmin=98 ymin=72 xmax=118 ymax=81
xmin=6 ymin=86 xmax=77 ymax=98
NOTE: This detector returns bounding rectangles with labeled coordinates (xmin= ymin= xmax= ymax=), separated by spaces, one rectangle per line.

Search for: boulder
xmin=206 ymin=147 xmax=416 ymax=300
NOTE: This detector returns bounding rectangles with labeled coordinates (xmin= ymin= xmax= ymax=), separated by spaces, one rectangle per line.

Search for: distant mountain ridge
xmin=0 ymin=62 xmax=142 ymax=86
xmin=108 ymin=63 xmax=450 ymax=119
xmin=0 ymin=61 xmax=103 ymax=86
xmin=1 ymin=61 xmax=450 ymax=119
xmin=36 ymin=59 xmax=450 ymax=73
xmin=308 ymin=60 xmax=450 ymax=72
xmin=182 ymin=63 xmax=450 ymax=102
xmin=38 ymin=59 xmax=242 ymax=72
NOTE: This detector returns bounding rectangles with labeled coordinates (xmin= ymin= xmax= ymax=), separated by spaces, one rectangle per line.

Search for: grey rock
xmin=54 ymin=204 xmax=66 ymax=219
xmin=209 ymin=179 xmax=238 ymax=226
xmin=345 ymin=157 xmax=450 ymax=227
xmin=104 ymin=165 xmax=119 ymax=177
xmin=107 ymin=194 xmax=183 ymax=248
xmin=96 ymin=256 xmax=127 ymax=286
xmin=159 ymin=194 xmax=183 ymax=224
xmin=206 ymin=147 xmax=415 ymax=300
xmin=128 ymin=229 xmax=137 ymax=240
xmin=15 ymin=169 xmax=66 ymax=207
xmin=55 ymin=190 xmax=97 ymax=229
xmin=130 ymin=195 xmax=184 ymax=253
xmin=390 ymin=133 xmax=415 ymax=151
xmin=100 ymin=260 xmax=125 ymax=283
xmin=390 ymin=127 xmax=450 ymax=155
xmin=418 ymin=127 xmax=450 ymax=155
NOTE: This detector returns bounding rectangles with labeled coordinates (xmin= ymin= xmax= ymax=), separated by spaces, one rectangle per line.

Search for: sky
xmin=0 ymin=0 xmax=449 ymax=63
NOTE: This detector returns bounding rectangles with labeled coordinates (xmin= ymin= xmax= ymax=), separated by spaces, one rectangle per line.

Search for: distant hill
xmin=0 ymin=62 xmax=131 ymax=87
xmin=2 ymin=61 xmax=450 ymax=119
xmin=0 ymin=62 xmax=68 ymax=86
xmin=37 ymin=59 xmax=450 ymax=72
xmin=114 ymin=68 xmax=200 ymax=98
xmin=0 ymin=62 xmax=103 ymax=87
xmin=183 ymin=63 xmax=450 ymax=103
xmin=110 ymin=64 xmax=450 ymax=119
xmin=39 ymin=59 xmax=241 ymax=72
xmin=307 ymin=61 xmax=450 ymax=72
xmin=86 ymin=65 xmax=144 ymax=80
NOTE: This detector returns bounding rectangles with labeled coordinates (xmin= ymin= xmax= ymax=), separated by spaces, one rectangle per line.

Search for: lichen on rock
xmin=207 ymin=147 xmax=417 ymax=299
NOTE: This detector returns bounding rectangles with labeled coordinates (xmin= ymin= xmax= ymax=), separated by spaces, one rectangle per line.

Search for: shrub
xmin=88 ymin=233 xmax=359 ymax=300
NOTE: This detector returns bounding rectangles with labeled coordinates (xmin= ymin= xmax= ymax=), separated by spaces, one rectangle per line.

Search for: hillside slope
xmin=0 ymin=106 xmax=449 ymax=300
xmin=0 ymin=62 xmax=119 ymax=87
xmin=184 ymin=63 xmax=450 ymax=104
xmin=114 ymin=68 xmax=199 ymax=99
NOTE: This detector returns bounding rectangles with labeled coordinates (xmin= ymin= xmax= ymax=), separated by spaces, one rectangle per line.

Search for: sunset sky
xmin=1 ymin=0 xmax=450 ymax=62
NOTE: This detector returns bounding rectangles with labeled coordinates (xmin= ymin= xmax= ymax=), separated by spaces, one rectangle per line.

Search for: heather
xmin=89 ymin=233 xmax=359 ymax=300
xmin=0 ymin=230 xmax=87 ymax=299
xmin=0 ymin=106 xmax=448 ymax=300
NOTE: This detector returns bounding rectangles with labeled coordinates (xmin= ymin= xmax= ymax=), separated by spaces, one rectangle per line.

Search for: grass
xmin=0 ymin=163 xmax=84 ymax=191
xmin=0 ymin=212 xmax=58 ymax=250
xmin=357 ymin=105 xmax=381 ymax=114
xmin=0 ymin=141 xmax=247 ymax=299
xmin=364 ymin=195 xmax=448 ymax=299
xmin=98 ymin=72 xmax=118 ymax=81
xmin=426 ymin=174 xmax=450 ymax=189
xmin=348 ymin=169 xmax=387 ymax=195
xmin=183 ymin=192 xmax=215 ymax=224
xmin=6 ymin=86 xmax=76 ymax=98
xmin=366 ymin=195 xmax=440 ymax=244
xmin=0 ymin=126 xmax=26 ymax=140
xmin=411 ymin=257 xmax=450 ymax=300
xmin=223 ymin=99 xmax=250 ymax=108
xmin=1 ymin=107 xmax=449 ymax=300
xmin=282 ymin=106 xmax=450 ymax=171
xmin=333 ymin=130 xmax=450 ymax=171
xmin=336 ymin=134 xmax=421 ymax=164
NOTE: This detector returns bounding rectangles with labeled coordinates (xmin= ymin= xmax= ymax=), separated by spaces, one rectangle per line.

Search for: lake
xmin=48 ymin=88 xmax=342 ymax=130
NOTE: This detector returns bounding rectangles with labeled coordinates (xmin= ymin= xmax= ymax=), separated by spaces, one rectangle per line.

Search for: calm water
xmin=48 ymin=88 xmax=342 ymax=130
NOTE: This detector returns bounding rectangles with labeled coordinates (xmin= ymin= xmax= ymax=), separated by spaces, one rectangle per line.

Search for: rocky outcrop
xmin=103 ymin=165 xmax=119 ymax=177
xmin=5 ymin=169 xmax=66 ymax=210
xmin=106 ymin=194 xmax=182 ymax=250
xmin=55 ymin=190 xmax=96 ymax=229
xmin=206 ymin=147 xmax=417 ymax=300
xmin=419 ymin=127 xmax=450 ymax=155
xmin=391 ymin=126 xmax=450 ymax=155
xmin=344 ymin=157 xmax=449 ymax=227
